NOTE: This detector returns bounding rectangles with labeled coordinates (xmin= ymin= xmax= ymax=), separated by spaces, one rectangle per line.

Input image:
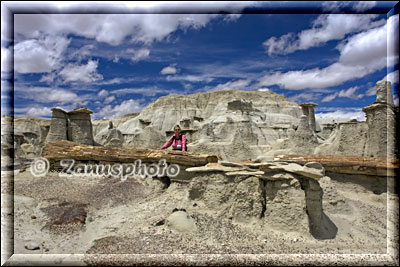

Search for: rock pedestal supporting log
xmin=45 ymin=108 xmax=68 ymax=143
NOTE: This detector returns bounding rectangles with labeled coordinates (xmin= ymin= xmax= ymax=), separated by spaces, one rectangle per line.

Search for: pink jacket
xmin=160 ymin=134 xmax=186 ymax=151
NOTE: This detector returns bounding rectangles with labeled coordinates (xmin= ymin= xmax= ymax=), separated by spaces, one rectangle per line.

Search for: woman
xmin=160 ymin=125 xmax=187 ymax=151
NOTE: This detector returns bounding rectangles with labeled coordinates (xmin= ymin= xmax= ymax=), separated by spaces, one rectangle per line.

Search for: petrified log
xmin=274 ymin=154 xmax=398 ymax=176
xmin=42 ymin=140 xmax=218 ymax=167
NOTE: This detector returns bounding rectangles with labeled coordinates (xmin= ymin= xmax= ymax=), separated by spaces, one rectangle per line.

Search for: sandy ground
xmin=2 ymin=167 xmax=399 ymax=266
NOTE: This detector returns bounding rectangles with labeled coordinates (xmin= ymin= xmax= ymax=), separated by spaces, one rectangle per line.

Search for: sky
xmin=1 ymin=1 xmax=399 ymax=121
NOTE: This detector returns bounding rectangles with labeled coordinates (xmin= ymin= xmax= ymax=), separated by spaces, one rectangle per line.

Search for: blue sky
xmin=1 ymin=1 xmax=399 ymax=121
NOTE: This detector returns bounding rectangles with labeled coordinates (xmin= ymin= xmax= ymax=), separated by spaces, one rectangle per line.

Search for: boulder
xmin=166 ymin=211 xmax=197 ymax=232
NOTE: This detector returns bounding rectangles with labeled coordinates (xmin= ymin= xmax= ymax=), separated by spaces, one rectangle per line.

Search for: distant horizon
xmin=1 ymin=1 xmax=398 ymax=122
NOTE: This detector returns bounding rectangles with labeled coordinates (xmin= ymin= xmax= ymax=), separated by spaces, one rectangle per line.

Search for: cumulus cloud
xmin=13 ymin=14 xmax=221 ymax=47
xmin=161 ymin=64 xmax=178 ymax=75
xmin=1 ymin=46 xmax=12 ymax=72
xmin=104 ymin=95 xmax=115 ymax=104
xmin=97 ymin=89 xmax=109 ymax=98
xmin=258 ymin=15 xmax=398 ymax=90
xmin=110 ymin=87 xmax=166 ymax=97
xmin=128 ymin=48 xmax=150 ymax=62
xmin=383 ymin=70 xmax=399 ymax=85
xmin=166 ymin=74 xmax=214 ymax=83
xmin=315 ymin=109 xmax=366 ymax=122
xmin=95 ymin=99 xmax=144 ymax=119
xmin=353 ymin=1 xmax=377 ymax=12
xmin=59 ymin=60 xmax=103 ymax=83
xmin=26 ymin=106 xmax=52 ymax=117
xmin=289 ymin=93 xmax=321 ymax=103
xmin=16 ymin=86 xmax=87 ymax=105
xmin=321 ymin=1 xmax=350 ymax=13
xmin=211 ymin=79 xmax=251 ymax=91
xmin=322 ymin=86 xmax=364 ymax=102
xmin=14 ymin=35 xmax=70 ymax=73
xmin=263 ymin=14 xmax=385 ymax=56
xmin=257 ymin=88 xmax=270 ymax=92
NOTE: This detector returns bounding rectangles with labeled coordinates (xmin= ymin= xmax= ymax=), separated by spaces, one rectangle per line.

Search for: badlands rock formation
xmin=98 ymin=90 xmax=304 ymax=161
xmin=1 ymin=81 xmax=397 ymax=163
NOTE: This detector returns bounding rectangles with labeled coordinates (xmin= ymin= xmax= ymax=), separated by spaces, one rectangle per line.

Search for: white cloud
xmin=110 ymin=87 xmax=167 ymax=97
xmin=59 ymin=60 xmax=103 ymax=83
xmin=212 ymin=79 xmax=251 ymax=91
xmin=16 ymin=86 xmax=87 ymax=105
xmin=322 ymin=86 xmax=363 ymax=102
xmin=353 ymin=1 xmax=377 ymax=12
xmin=95 ymin=99 xmax=144 ymax=119
xmin=263 ymin=14 xmax=385 ymax=56
xmin=338 ymin=86 xmax=363 ymax=99
xmin=365 ymin=86 xmax=376 ymax=96
xmin=97 ymin=89 xmax=109 ymax=98
xmin=321 ymin=1 xmax=349 ymax=13
xmin=257 ymin=88 xmax=270 ymax=92
xmin=13 ymin=14 xmax=221 ymax=47
xmin=128 ymin=48 xmax=150 ymax=62
xmin=259 ymin=15 xmax=398 ymax=90
xmin=289 ymin=92 xmax=321 ymax=103
xmin=315 ymin=110 xmax=366 ymax=122
xmin=1 ymin=46 xmax=12 ymax=72
xmin=166 ymin=74 xmax=214 ymax=83
xmin=161 ymin=64 xmax=178 ymax=75
xmin=14 ymin=35 xmax=70 ymax=73
xmin=26 ymin=106 xmax=52 ymax=117
xmin=321 ymin=93 xmax=339 ymax=103
xmin=382 ymin=70 xmax=399 ymax=85
xmin=104 ymin=95 xmax=115 ymax=104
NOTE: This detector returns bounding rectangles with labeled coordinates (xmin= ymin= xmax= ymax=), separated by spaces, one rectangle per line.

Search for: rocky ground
xmin=2 ymin=166 xmax=399 ymax=266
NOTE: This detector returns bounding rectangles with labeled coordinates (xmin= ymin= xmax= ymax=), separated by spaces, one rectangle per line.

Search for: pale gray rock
xmin=124 ymin=126 xmax=166 ymax=149
xmin=116 ymin=90 xmax=303 ymax=159
xmin=24 ymin=241 xmax=40 ymax=250
xmin=314 ymin=122 xmax=368 ymax=157
xmin=229 ymin=176 xmax=265 ymax=223
xmin=46 ymin=108 xmax=68 ymax=143
xmin=375 ymin=80 xmax=394 ymax=104
xmin=263 ymin=178 xmax=308 ymax=233
xmin=68 ymin=108 xmax=94 ymax=145
xmin=362 ymin=81 xmax=396 ymax=159
xmin=94 ymin=128 xmax=124 ymax=147
xmin=300 ymin=102 xmax=318 ymax=132
xmin=166 ymin=211 xmax=197 ymax=233
xmin=319 ymin=176 xmax=352 ymax=214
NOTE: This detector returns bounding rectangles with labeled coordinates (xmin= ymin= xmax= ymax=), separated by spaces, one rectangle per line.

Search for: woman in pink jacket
xmin=160 ymin=125 xmax=187 ymax=151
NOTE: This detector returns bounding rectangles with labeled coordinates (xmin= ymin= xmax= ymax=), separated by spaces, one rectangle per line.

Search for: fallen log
xmin=42 ymin=140 xmax=218 ymax=167
xmin=274 ymin=154 xmax=398 ymax=176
